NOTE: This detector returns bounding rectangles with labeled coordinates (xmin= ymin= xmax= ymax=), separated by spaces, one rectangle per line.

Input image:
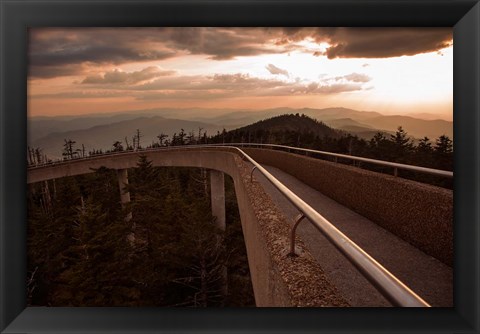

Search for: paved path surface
xmin=254 ymin=165 xmax=453 ymax=307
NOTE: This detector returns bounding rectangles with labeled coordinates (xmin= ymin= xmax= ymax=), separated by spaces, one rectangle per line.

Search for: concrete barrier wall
xmin=231 ymin=156 xmax=348 ymax=307
xmin=243 ymin=148 xmax=453 ymax=266
xmin=27 ymin=149 xmax=348 ymax=307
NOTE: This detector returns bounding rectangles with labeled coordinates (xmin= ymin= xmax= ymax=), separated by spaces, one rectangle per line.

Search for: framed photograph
xmin=1 ymin=0 xmax=479 ymax=333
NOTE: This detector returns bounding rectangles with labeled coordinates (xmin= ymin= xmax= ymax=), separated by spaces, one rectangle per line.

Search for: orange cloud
xmin=82 ymin=66 xmax=175 ymax=85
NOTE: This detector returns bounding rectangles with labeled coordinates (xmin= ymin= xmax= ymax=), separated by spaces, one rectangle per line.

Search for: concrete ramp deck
xmin=254 ymin=165 xmax=453 ymax=307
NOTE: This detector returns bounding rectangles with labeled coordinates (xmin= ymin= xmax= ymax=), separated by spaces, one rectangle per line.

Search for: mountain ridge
xmin=32 ymin=116 xmax=230 ymax=159
xmin=228 ymin=113 xmax=341 ymax=139
xmin=29 ymin=107 xmax=453 ymax=158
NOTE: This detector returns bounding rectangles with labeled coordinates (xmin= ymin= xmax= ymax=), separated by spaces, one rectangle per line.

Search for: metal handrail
xmin=28 ymin=143 xmax=453 ymax=179
xmin=27 ymin=145 xmax=432 ymax=306
xmin=215 ymin=143 xmax=453 ymax=178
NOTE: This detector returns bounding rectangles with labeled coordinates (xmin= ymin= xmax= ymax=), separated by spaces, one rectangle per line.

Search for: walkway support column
xmin=117 ymin=168 xmax=132 ymax=221
xmin=210 ymin=170 xmax=227 ymax=304
xmin=210 ymin=170 xmax=225 ymax=231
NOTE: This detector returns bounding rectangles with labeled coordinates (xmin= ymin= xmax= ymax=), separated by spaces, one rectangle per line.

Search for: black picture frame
xmin=1 ymin=0 xmax=479 ymax=333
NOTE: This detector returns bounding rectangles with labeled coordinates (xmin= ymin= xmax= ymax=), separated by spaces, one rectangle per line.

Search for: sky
xmin=28 ymin=27 xmax=453 ymax=120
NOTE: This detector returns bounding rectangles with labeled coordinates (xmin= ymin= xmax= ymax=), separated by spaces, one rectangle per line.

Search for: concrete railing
xmin=242 ymin=148 xmax=453 ymax=266
xmin=29 ymin=143 xmax=454 ymax=176
xmin=212 ymin=143 xmax=453 ymax=178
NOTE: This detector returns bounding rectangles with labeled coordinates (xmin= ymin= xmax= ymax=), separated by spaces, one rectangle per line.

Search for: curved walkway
xmin=254 ymin=165 xmax=453 ymax=307
xmin=27 ymin=147 xmax=451 ymax=307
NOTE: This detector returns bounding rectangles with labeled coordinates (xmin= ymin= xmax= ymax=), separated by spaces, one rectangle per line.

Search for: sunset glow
xmin=28 ymin=27 xmax=453 ymax=120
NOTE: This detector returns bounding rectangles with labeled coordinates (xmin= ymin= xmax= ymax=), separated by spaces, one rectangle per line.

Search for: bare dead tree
xmin=124 ymin=136 xmax=132 ymax=150
xmin=135 ymin=129 xmax=143 ymax=149
xmin=198 ymin=127 xmax=204 ymax=144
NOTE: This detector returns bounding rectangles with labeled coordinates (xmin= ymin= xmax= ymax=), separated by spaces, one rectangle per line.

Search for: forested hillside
xmin=209 ymin=114 xmax=452 ymax=169
xmin=208 ymin=114 xmax=453 ymax=188
xmin=27 ymin=157 xmax=254 ymax=307
xmin=222 ymin=114 xmax=342 ymax=144
xmin=28 ymin=114 xmax=453 ymax=188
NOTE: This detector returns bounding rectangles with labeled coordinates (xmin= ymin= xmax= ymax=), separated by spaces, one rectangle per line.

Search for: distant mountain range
xmin=31 ymin=116 xmax=230 ymax=159
xmin=29 ymin=107 xmax=453 ymax=159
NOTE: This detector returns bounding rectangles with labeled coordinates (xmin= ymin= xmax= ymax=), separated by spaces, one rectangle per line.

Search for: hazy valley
xmin=29 ymin=107 xmax=453 ymax=159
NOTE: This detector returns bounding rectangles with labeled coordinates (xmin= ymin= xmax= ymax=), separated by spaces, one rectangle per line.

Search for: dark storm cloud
xmin=31 ymin=45 xmax=172 ymax=68
xmin=29 ymin=28 xmax=282 ymax=78
xmin=281 ymin=27 xmax=452 ymax=59
xmin=82 ymin=66 xmax=175 ymax=84
xmin=29 ymin=27 xmax=452 ymax=79
xmin=29 ymin=65 xmax=84 ymax=79
xmin=163 ymin=27 xmax=279 ymax=60
xmin=29 ymin=28 xmax=177 ymax=78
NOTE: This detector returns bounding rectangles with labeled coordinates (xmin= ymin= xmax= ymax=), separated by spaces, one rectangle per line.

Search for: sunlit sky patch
xmin=28 ymin=27 xmax=453 ymax=120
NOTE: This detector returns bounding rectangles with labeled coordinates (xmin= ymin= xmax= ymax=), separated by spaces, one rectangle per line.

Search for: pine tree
xmin=369 ymin=132 xmax=392 ymax=160
xmin=178 ymin=129 xmax=186 ymax=145
xmin=434 ymin=135 xmax=453 ymax=171
xmin=435 ymin=135 xmax=453 ymax=154
xmin=389 ymin=126 xmax=414 ymax=163
xmin=112 ymin=141 xmax=124 ymax=152
xmin=157 ymin=133 xmax=168 ymax=147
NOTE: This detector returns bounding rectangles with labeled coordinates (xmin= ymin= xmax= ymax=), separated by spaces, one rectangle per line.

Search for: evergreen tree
xmin=369 ymin=132 xmax=392 ymax=160
xmin=434 ymin=135 xmax=453 ymax=171
xmin=112 ymin=141 xmax=124 ymax=152
xmin=435 ymin=135 xmax=453 ymax=154
xmin=157 ymin=133 xmax=168 ymax=147
xmin=389 ymin=126 xmax=414 ymax=163
xmin=415 ymin=137 xmax=434 ymax=167
xmin=178 ymin=129 xmax=186 ymax=145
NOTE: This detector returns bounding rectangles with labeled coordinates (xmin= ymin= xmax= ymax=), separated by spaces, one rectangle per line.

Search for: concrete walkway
xmin=254 ymin=165 xmax=453 ymax=307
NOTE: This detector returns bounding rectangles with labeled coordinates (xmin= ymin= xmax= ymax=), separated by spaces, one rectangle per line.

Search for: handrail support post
xmin=288 ymin=213 xmax=306 ymax=257
xmin=250 ymin=166 xmax=257 ymax=182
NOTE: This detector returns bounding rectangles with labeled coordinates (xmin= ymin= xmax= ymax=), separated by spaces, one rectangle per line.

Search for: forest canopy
xmin=27 ymin=157 xmax=254 ymax=307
